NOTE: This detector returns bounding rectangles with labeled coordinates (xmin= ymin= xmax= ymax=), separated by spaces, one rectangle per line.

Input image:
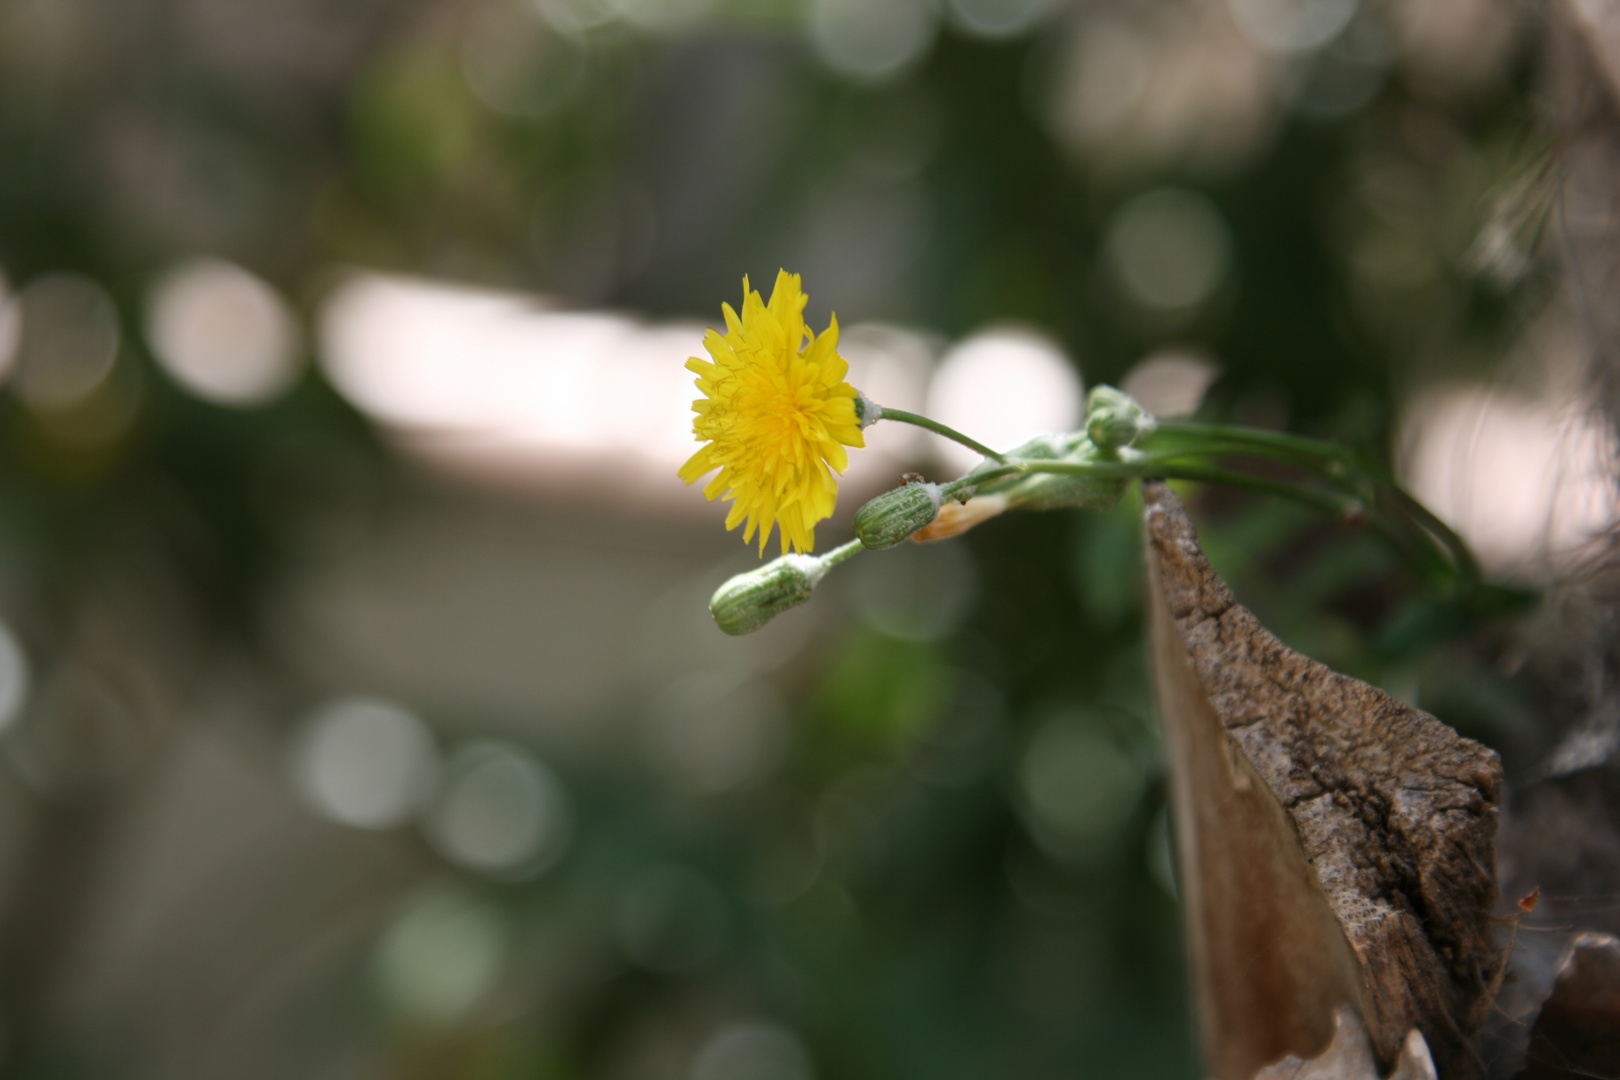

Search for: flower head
xmin=679 ymin=270 xmax=865 ymax=555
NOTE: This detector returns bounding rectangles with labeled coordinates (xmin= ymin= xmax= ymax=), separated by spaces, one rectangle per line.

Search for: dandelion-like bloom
xmin=679 ymin=270 xmax=866 ymax=555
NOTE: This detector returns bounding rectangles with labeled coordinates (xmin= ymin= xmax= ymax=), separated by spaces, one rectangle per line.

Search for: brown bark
xmin=1143 ymin=482 xmax=1504 ymax=1080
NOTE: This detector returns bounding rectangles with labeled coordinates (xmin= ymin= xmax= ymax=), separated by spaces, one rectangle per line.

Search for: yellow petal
xmin=678 ymin=444 xmax=718 ymax=484
xmin=679 ymin=272 xmax=868 ymax=556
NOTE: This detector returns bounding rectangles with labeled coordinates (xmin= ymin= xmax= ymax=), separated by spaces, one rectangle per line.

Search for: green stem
xmin=876 ymin=407 xmax=1007 ymax=463
xmin=941 ymin=451 xmax=1201 ymax=499
xmin=819 ymin=537 xmax=865 ymax=568
xmin=1022 ymin=459 xmax=1452 ymax=582
xmin=1016 ymin=458 xmax=1344 ymax=498
xmin=1148 ymin=421 xmax=1479 ymax=582
xmin=940 ymin=464 xmax=1020 ymax=498
xmin=880 ymin=409 xmax=1476 ymax=587
xmin=1149 ymin=420 xmax=1353 ymax=467
xmin=944 ymin=455 xmax=1458 ymax=587
xmin=1389 ymin=495 xmax=1479 ymax=584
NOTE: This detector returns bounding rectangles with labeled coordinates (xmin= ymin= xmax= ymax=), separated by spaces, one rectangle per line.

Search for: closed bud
xmin=709 ymin=555 xmax=826 ymax=636
xmin=1086 ymin=385 xmax=1156 ymax=451
xmin=854 ymin=482 xmax=943 ymax=549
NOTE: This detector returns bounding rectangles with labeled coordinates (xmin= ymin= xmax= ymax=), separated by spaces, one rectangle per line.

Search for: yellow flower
xmin=679 ymin=270 xmax=866 ymax=556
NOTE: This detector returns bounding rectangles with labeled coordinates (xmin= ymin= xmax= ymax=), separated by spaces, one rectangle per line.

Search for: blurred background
xmin=0 ymin=0 xmax=1613 ymax=1077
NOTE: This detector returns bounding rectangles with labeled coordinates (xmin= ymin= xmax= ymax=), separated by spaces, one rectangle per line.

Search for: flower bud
xmin=853 ymin=482 xmax=943 ymax=549
xmin=709 ymin=555 xmax=826 ymax=636
xmin=1086 ymin=385 xmax=1156 ymax=451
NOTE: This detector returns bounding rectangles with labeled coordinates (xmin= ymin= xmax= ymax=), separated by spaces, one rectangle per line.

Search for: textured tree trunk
xmin=1143 ymin=482 xmax=1504 ymax=1080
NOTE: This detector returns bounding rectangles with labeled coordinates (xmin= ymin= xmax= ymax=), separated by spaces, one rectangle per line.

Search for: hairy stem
xmin=875 ymin=407 xmax=1007 ymax=463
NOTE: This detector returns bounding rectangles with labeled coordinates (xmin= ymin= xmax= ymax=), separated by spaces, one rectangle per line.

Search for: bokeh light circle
xmin=810 ymin=0 xmax=939 ymax=83
xmin=425 ymin=740 xmax=573 ymax=878
xmin=605 ymin=0 xmax=715 ymax=32
xmin=533 ymin=0 xmax=618 ymax=36
xmin=945 ymin=0 xmax=1060 ymax=38
xmin=1018 ymin=715 xmax=1146 ymax=862
xmin=146 ymin=258 xmax=303 ymax=406
xmin=925 ymin=327 xmax=1082 ymax=472
xmin=0 ymin=620 xmax=31 ymax=735
xmin=461 ymin=4 xmax=587 ymax=117
xmin=1120 ymin=349 xmax=1221 ymax=418
xmin=692 ymin=1021 xmax=814 ymax=1080
xmin=1106 ymin=188 xmax=1233 ymax=313
xmin=13 ymin=274 xmax=120 ymax=411
xmin=293 ymin=696 xmax=439 ymax=830
xmin=1229 ymin=0 xmax=1358 ymax=52
xmin=0 ymin=272 xmax=21 ymax=385
xmin=376 ymin=885 xmax=508 ymax=1024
